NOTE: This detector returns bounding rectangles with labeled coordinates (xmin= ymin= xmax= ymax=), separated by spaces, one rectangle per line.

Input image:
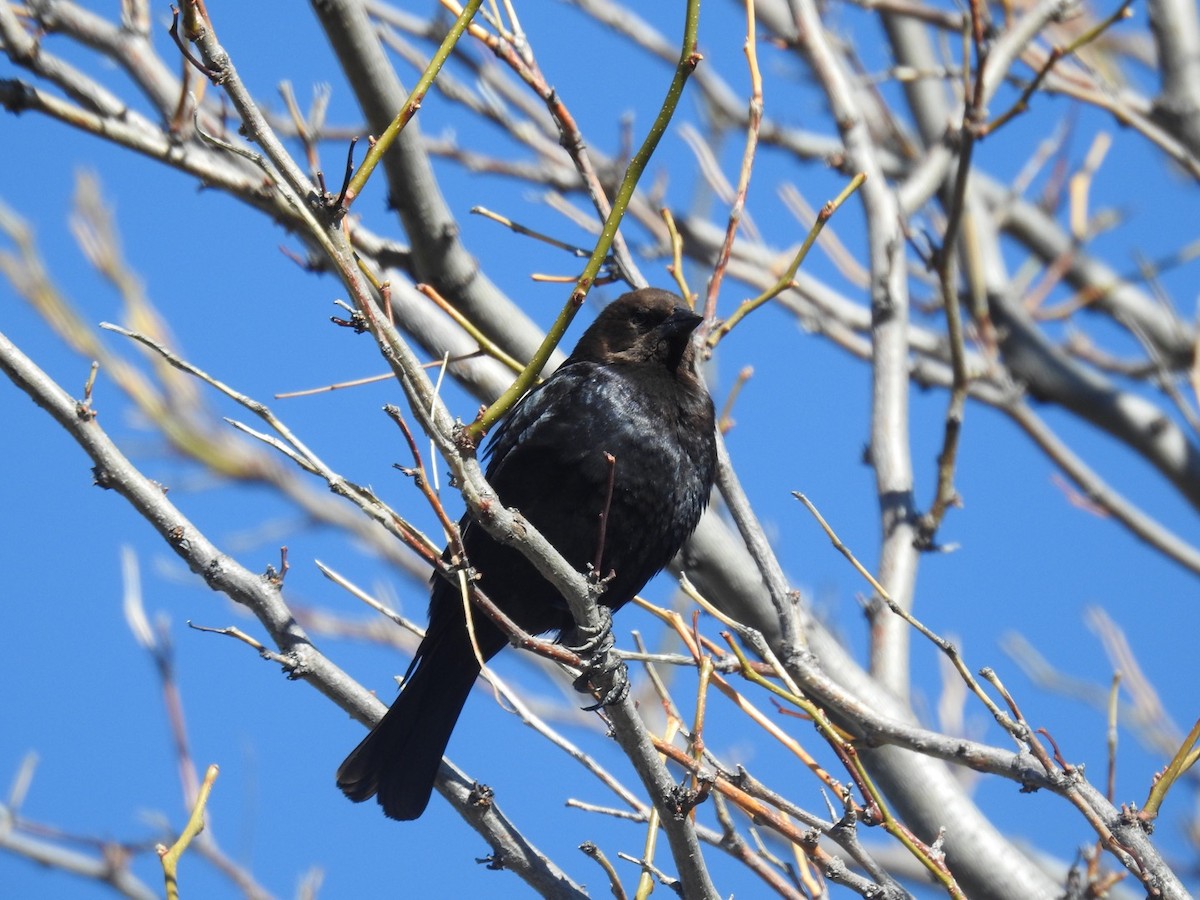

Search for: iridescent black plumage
xmin=337 ymin=288 xmax=717 ymax=820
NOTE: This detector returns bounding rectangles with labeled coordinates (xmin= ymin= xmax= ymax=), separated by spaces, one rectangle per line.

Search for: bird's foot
xmin=567 ymin=605 xmax=614 ymax=656
xmin=573 ymin=657 xmax=630 ymax=711
xmin=586 ymin=565 xmax=616 ymax=590
xmin=568 ymin=608 xmax=630 ymax=711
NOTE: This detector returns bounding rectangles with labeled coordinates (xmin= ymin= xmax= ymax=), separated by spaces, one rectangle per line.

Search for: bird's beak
xmin=660 ymin=306 xmax=703 ymax=337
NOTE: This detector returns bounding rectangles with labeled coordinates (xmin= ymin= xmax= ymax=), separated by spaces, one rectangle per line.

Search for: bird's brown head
xmin=569 ymin=288 xmax=703 ymax=373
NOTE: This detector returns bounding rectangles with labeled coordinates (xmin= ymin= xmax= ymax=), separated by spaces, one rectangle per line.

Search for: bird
xmin=336 ymin=287 xmax=718 ymax=821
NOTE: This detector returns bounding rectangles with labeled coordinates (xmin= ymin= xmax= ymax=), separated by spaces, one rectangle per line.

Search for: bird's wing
xmin=485 ymin=361 xmax=608 ymax=472
xmin=477 ymin=362 xmax=625 ymax=564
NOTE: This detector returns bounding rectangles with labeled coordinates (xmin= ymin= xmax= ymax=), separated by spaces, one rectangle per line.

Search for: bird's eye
xmin=628 ymin=309 xmax=650 ymax=329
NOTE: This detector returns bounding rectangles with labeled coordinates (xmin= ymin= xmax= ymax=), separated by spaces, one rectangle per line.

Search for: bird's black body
xmin=337 ymin=288 xmax=717 ymax=820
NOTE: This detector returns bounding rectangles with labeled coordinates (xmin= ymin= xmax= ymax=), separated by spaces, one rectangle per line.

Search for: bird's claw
xmin=573 ymin=657 xmax=630 ymax=711
xmin=568 ymin=608 xmax=630 ymax=711
xmin=567 ymin=607 xmax=614 ymax=656
xmin=586 ymin=564 xmax=616 ymax=589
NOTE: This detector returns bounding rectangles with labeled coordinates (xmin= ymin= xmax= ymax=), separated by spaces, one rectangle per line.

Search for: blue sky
xmin=2 ymin=2 xmax=1198 ymax=897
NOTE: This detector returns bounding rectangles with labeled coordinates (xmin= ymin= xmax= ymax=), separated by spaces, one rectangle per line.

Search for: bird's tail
xmin=336 ymin=602 xmax=501 ymax=821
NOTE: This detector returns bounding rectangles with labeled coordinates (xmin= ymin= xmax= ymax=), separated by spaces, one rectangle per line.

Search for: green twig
xmin=1142 ymin=717 xmax=1200 ymax=820
xmin=580 ymin=842 xmax=628 ymax=900
xmin=707 ymin=173 xmax=865 ymax=348
xmin=660 ymin=207 xmax=694 ymax=305
xmin=466 ymin=0 xmax=702 ymax=441
xmin=159 ymin=763 xmax=218 ymax=900
xmin=417 ymin=282 xmax=528 ymax=375
xmin=339 ymin=0 xmax=484 ymax=209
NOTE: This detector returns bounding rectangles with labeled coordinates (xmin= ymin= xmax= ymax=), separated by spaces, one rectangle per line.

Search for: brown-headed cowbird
xmin=336 ymin=287 xmax=717 ymax=820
